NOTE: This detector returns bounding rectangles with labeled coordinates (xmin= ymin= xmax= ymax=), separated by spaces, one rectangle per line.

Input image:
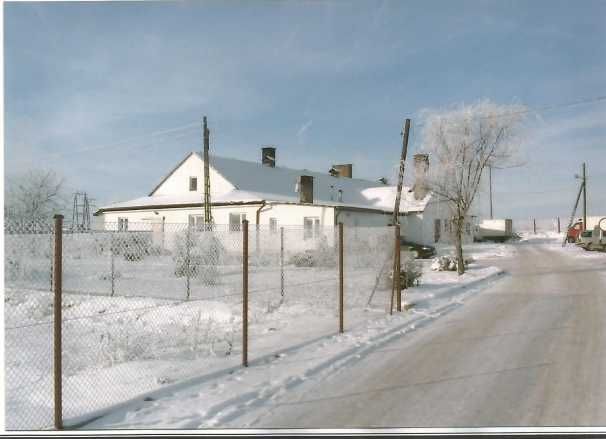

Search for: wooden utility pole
xmin=395 ymin=224 xmax=401 ymax=312
xmin=582 ymin=162 xmax=587 ymax=231
xmin=489 ymin=165 xmax=493 ymax=219
xmin=562 ymin=178 xmax=585 ymax=247
xmin=392 ymin=119 xmax=411 ymax=226
xmin=203 ymin=116 xmax=213 ymax=225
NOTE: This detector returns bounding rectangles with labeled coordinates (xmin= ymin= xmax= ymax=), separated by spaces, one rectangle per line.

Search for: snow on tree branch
xmin=419 ymin=100 xmax=527 ymax=274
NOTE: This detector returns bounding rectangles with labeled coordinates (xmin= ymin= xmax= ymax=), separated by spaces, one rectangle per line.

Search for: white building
xmin=93 ymin=148 xmax=476 ymax=246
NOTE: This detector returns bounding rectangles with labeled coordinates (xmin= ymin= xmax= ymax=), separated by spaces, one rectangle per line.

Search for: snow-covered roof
xmin=98 ymin=152 xmax=432 ymax=214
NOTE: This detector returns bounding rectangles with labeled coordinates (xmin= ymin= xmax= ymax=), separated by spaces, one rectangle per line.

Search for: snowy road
xmin=240 ymin=242 xmax=606 ymax=428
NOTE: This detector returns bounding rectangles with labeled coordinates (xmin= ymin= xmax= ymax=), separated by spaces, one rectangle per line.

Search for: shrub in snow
xmin=173 ymin=230 xmax=224 ymax=285
xmin=384 ymin=255 xmax=423 ymax=289
xmin=403 ymin=257 xmax=423 ymax=287
xmin=431 ymin=255 xmax=473 ymax=271
xmin=111 ymin=233 xmax=152 ymax=261
xmin=290 ymin=236 xmax=336 ymax=268
xmin=290 ymin=251 xmax=315 ymax=267
xmin=5 ymin=255 xmax=21 ymax=281
xmin=98 ymin=270 xmax=121 ymax=281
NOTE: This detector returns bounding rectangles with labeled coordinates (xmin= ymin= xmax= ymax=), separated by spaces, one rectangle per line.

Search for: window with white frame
xmin=303 ymin=217 xmax=320 ymax=240
xmin=269 ymin=218 xmax=278 ymax=234
xmin=118 ymin=217 xmax=128 ymax=232
xmin=188 ymin=214 xmax=205 ymax=231
xmin=189 ymin=177 xmax=198 ymax=191
xmin=229 ymin=213 xmax=247 ymax=232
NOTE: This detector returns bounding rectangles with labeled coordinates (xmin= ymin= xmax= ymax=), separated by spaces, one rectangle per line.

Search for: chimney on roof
xmin=298 ymin=175 xmax=314 ymax=204
xmin=331 ymin=164 xmax=353 ymax=178
xmin=261 ymin=146 xmax=276 ymax=168
xmin=413 ymin=153 xmax=430 ymax=200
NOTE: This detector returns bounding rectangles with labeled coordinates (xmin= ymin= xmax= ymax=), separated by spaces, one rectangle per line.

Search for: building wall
xmin=336 ymin=209 xmax=394 ymax=228
xmin=96 ymin=203 xmax=338 ymax=253
xmin=410 ymin=197 xmax=476 ymax=246
xmin=96 ymin=199 xmax=473 ymax=251
xmin=152 ymin=153 xmax=234 ymax=197
xmin=257 ymin=203 xmax=335 ymax=228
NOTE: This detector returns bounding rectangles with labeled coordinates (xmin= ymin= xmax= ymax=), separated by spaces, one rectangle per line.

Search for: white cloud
xmin=296 ymin=120 xmax=313 ymax=143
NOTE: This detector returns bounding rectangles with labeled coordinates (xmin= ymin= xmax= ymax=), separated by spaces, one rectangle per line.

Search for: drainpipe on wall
xmin=334 ymin=207 xmax=342 ymax=226
xmin=256 ymin=200 xmax=267 ymax=227
xmin=256 ymin=201 xmax=267 ymax=254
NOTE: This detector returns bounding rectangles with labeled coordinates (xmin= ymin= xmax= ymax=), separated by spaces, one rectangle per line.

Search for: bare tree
xmin=5 ymin=169 xmax=67 ymax=225
xmin=421 ymin=100 xmax=526 ymax=274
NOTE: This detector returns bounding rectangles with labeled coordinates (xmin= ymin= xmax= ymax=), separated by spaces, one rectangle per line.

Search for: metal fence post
xmin=49 ymin=233 xmax=53 ymax=292
xmin=53 ymin=214 xmax=63 ymax=430
xmin=557 ymin=216 xmax=561 ymax=233
xmin=395 ymin=224 xmax=401 ymax=312
xmin=338 ymin=222 xmax=344 ymax=334
xmin=186 ymin=224 xmax=191 ymax=300
xmin=280 ymin=227 xmax=284 ymax=298
xmin=533 ymin=218 xmax=537 ymax=234
xmin=110 ymin=233 xmax=115 ymax=297
xmin=242 ymin=219 xmax=249 ymax=367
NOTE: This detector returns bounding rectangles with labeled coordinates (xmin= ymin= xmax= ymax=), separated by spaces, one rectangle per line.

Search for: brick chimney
xmin=261 ymin=146 xmax=276 ymax=168
xmin=413 ymin=153 xmax=429 ymax=200
xmin=298 ymin=175 xmax=314 ymax=203
xmin=331 ymin=164 xmax=353 ymax=178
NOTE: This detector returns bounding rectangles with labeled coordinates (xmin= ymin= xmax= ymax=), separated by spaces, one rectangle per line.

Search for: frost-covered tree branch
xmin=5 ymin=169 xmax=67 ymax=225
xmin=420 ymin=100 xmax=526 ymax=274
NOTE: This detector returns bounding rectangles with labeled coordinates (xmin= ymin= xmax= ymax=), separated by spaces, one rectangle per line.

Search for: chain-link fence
xmin=5 ymin=219 xmax=401 ymax=430
xmin=513 ymin=217 xmax=564 ymax=234
xmin=5 ymin=221 xmax=56 ymax=430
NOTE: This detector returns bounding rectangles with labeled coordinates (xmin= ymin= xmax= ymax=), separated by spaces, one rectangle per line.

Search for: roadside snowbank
xmin=82 ymin=261 xmax=506 ymax=430
xmin=517 ymin=231 xmax=606 ymax=260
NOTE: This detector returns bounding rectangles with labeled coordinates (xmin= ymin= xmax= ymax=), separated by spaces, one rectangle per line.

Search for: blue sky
xmin=4 ymin=0 xmax=606 ymax=220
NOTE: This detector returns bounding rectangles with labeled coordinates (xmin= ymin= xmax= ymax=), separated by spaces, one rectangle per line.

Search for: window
xmin=189 ymin=177 xmax=198 ymax=191
xmin=304 ymin=217 xmax=320 ymax=240
xmin=269 ymin=218 xmax=278 ymax=234
xmin=465 ymin=222 xmax=471 ymax=234
xmin=337 ymin=189 xmax=343 ymax=202
xmin=434 ymin=219 xmax=441 ymax=243
xmin=188 ymin=214 xmax=205 ymax=231
xmin=229 ymin=213 xmax=247 ymax=232
xmin=118 ymin=218 xmax=128 ymax=232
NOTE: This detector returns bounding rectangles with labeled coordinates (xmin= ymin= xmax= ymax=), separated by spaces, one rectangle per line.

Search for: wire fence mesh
xmin=513 ymin=217 xmax=563 ymax=233
xmin=5 ymin=220 xmax=56 ymax=430
xmin=5 ymin=220 xmax=402 ymax=430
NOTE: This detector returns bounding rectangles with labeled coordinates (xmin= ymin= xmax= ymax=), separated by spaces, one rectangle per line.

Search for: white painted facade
xmin=150 ymin=154 xmax=234 ymax=198
xmin=95 ymin=151 xmax=477 ymax=248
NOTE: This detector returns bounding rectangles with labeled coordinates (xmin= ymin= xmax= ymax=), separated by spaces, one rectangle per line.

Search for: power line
xmin=412 ymin=94 xmax=606 ymax=130
xmin=33 ymin=121 xmax=201 ymax=162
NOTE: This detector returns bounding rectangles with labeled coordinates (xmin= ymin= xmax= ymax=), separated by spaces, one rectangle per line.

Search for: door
xmin=434 ymin=219 xmax=441 ymax=243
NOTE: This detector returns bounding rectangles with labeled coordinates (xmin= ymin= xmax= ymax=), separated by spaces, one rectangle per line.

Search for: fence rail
xmin=513 ymin=217 xmax=565 ymax=234
xmin=4 ymin=218 xmax=406 ymax=430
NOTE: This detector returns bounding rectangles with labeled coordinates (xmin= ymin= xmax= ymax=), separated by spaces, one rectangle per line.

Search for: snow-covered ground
xmin=82 ymin=234 xmax=605 ymax=430
xmin=77 ymin=259 xmax=507 ymax=429
xmin=11 ymin=230 xmax=601 ymax=431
